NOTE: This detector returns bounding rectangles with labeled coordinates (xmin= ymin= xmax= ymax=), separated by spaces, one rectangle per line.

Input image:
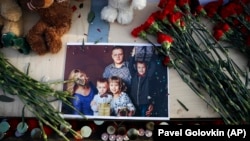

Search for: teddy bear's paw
xmin=101 ymin=6 xmax=118 ymax=23
xmin=49 ymin=43 xmax=62 ymax=54
xmin=26 ymin=34 xmax=48 ymax=55
xmin=47 ymin=39 xmax=62 ymax=54
xmin=117 ymin=10 xmax=133 ymax=25
xmin=31 ymin=46 xmax=49 ymax=55
xmin=132 ymin=0 xmax=147 ymax=10
xmin=44 ymin=31 xmax=62 ymax=54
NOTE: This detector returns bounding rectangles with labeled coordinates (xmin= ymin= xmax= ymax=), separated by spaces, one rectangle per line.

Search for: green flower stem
xmin=171 ymin=59 xmax=232 ymax=124
xmin=141 ymin=9 xmax=250 ymax=124
xmin=38 ymin=120 xmax=48 ymax=141
xmin=0 ymin=52 xmax=86 ymax=140
xmin=18 ymin=94 xmax=74 ymax=141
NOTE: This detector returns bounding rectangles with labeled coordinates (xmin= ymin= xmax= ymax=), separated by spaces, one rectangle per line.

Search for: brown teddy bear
xmin=18 ymin=0 xmax=73 ymax=55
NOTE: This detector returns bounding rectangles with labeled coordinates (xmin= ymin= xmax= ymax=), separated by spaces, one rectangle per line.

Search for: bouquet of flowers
xmin=0 ymin=52 xmax=84 ymax=140
xmin=203 ymin=0 xmax=250 ymax=59
xmin=131 ymin=0 xmax=250 ymax=124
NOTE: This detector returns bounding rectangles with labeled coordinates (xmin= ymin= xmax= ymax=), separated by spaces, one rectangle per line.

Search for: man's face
xmin=112 ymin=48 xmax=124 ymax=65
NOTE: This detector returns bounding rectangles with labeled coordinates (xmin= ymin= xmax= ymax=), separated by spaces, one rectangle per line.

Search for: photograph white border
xmin=60 ymin=42 xmax=169 ymax=121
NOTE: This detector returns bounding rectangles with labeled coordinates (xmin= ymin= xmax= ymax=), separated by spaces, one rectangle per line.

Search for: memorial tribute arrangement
xmin=131 ymin=0 xmax=250 ymax=125
xmin=0 ymin=0 xmax=250 ymax=140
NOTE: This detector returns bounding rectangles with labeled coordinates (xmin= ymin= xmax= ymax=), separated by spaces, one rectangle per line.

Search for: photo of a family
xmin=61 ymin=43 xmax=169 ymax=120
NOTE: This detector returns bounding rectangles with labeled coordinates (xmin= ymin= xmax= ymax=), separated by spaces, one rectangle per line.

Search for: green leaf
xmin=177 ymin=99 xmax=189 ymax=111
xmin=26 ymin=63 xmax=30 ymax=75
xmin=0 ymin=95 xmax=14 ymax=102
xmin=87 ymin=11 xmax=95 ymax=23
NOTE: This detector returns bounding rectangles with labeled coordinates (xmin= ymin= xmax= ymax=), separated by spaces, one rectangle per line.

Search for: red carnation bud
xmin=162 ymin=56 xmax=171 ymax=66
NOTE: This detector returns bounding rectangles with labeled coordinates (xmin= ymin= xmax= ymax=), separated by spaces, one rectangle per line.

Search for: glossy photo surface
xmin=61 ymin=43 xmax=169 ymax=120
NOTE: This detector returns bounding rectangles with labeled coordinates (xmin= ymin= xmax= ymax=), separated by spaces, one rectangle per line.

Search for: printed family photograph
xmin=60 ymin=43 xmax=169 ymax=120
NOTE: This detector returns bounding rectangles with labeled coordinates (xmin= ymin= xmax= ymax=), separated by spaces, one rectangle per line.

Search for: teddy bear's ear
xmin=29 ymin=0 xmax=54 ymax=10
xmin=18 ymin=0 xmax=54 ymax=11
xmin=43 ymin=0 xmax=55 ymax=8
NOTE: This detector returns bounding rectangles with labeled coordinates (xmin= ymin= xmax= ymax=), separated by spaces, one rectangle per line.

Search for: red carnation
xmin=143 ymin=12 xmax=162 ymax=33
xmin=162 ymin=56 xmax=171 ymax=66
xmin=219 ymin=2 xmax=243 ymax=19
xmin=168 ymin=12 xmax=183 ymax=24
xmin=177 ymin=0 xmax=190 ymax=12
xmin=204 ymin=0 xmax=223 ymax=18
xmin=195 ymin=5 xmax=207 ymax=16
xmin=158 ymin=0 xmax=176 ymax=9
xmin=157 ymin=32 xmax=173 ymax=44
xmin=213 ymin=22 xmax=232 ymax=34
xmin=145 ymin=15 xmax=156 ymax=28
xmin=177 ymin=0 xmax=190 ymax=7
xmin=213 ymin=29 xmax=226 ymax=41
xmin=157 ymin=32 xmax=174 ymax=53
xmin=131 ymin=24 xmax=147 ymax=39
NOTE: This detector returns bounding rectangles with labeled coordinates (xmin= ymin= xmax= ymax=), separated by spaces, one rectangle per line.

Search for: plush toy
xmin=101 ymin=0 xmax=147 ymax=25
xmin=18 ymin=0 xmax=72 ymax=55
xmin=0 ymin=0 xmax=30 ymax=54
